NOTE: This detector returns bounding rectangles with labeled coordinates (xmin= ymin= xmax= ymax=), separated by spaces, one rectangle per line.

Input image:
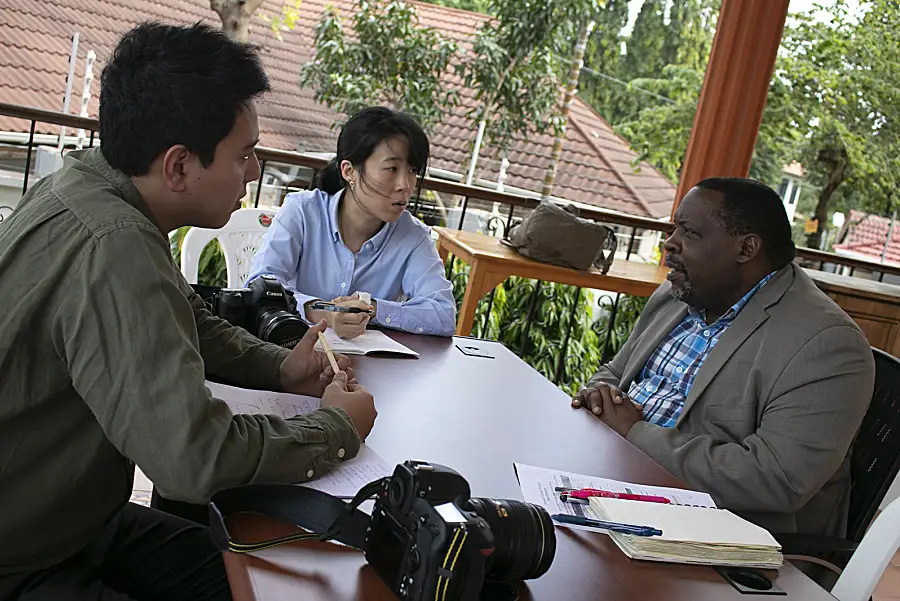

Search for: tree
xmin=777 ymin=1 xmax=900 ymax=248
xmin=210 ymin=0 xmax=265 ymax=42
xmin=300 ymin=0 xmax=459 ymax=130
xmin=579 ymin=0 xmax=630 ymax=123
xmin=623 ymin=0 xmax=667 ymax=80
xmin=423 ymin=0 xmax=490 ymax=13
xmin=457 ymin=0 xmax=600 ymax=185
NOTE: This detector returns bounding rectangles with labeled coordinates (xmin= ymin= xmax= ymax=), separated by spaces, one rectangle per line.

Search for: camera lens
xmin=467 ymin=498 xmax=556 ymax=582
xmin=256 ymin=309 xmax=309 ymax=349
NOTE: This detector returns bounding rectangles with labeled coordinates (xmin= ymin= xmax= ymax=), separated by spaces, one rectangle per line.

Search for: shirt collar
xmin=327 ymin=187 xmax=396 ymax=254
xmin=79 ymin=147 xmax=164 ymax=233
xmin=688 ymin=271 xmax=777 ymax=323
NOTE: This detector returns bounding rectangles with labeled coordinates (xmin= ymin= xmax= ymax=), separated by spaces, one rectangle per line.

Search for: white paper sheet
xmin=315 ymin=328 xmax=418 ymax=357
xmin=514 ymin=463 xmax=717 ymax=534
xmin=207 ymin=381 xmax=393 ymax=498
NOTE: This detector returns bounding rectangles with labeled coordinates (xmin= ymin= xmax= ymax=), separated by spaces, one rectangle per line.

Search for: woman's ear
xmin=339 ymin=160 xmax=356 ymax=186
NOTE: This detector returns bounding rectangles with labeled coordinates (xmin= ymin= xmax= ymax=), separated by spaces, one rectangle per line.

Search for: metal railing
xmin=3 ymin=101 xmax=900 ymax=390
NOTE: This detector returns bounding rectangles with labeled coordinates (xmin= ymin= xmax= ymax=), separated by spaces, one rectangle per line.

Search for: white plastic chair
xmin=830 ymin=496 xmax=900 ymax=601
xmin=180 ymin=208 xmax=275 ymax=288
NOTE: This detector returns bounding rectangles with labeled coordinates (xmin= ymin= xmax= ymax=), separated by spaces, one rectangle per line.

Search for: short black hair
xmin=99 ymin=22 xmax=270 ymax=176
xmin=696 ymin=177 xmax=796 ymax=268
xmin=316 ymin=106 xmax=430 ymax=195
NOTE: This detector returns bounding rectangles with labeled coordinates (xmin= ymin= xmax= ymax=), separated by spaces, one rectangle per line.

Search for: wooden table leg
xmin=456 ymin=260 xmax=508 ymax=337
xmin=437 ymin=240 xmax=450 ymax=265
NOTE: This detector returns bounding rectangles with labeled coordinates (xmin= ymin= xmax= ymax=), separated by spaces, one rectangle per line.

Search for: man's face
xmin=185 ymin=102 xmax=262 ymax=228
xmin=663 ymin=187 xmax=742 ymax=309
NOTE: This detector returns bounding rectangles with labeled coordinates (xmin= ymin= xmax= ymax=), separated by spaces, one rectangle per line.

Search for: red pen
xmin=560 ymin=488 xmax=671 ymax=504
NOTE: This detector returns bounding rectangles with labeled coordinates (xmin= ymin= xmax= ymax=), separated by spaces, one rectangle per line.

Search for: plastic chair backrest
xmin=180 ymin=208 xmax=275 ymax=288
xmin=832 ymin=496 xmax=900 ymax=601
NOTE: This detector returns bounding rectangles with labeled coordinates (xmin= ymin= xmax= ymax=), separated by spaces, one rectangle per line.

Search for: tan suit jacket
xmin=589 ymin=264 xmax=875 ymax=536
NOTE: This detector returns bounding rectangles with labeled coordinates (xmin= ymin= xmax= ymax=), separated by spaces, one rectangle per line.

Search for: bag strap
xmin=208 ymin=478 xmax=388 ymax=554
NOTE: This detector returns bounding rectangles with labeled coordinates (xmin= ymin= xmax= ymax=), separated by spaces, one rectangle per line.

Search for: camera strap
xmin=208 ymin=478 xmax=388 ymax=554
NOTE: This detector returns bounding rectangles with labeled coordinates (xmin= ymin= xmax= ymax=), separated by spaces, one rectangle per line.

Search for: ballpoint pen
xmin=551 ymin=514 xmax=663 ymax=537
xmin=310 ymin=301 xmax=375 ymax=316
xmin=558 ymin=488 xmax=671 ymax=505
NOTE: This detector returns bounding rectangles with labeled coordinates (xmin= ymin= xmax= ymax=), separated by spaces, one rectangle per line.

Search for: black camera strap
xmin=208 ymin=479 xmax=388 ymax=554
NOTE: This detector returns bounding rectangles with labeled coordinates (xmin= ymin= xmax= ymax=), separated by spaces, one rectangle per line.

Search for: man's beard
xmin=670 ymin=279 xmax=695 ymax=304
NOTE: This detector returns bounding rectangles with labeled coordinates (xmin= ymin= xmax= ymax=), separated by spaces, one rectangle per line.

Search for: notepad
xmin=588 ymin=497 xmax=783 ymax=569
xmin=207 ymin=381 xmax=393 ymax=498
xmin=314 ymin=328 xmax=419 ymax=357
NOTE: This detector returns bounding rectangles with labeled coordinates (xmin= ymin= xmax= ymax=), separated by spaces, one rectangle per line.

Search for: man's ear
xmin=736 ymin=233 xmax=762 ymax=264
xmin=161 ymin=145 xmax=193 ymax=193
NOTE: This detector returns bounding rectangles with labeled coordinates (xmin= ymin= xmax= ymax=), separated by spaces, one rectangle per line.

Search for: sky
xmin=622 ymin=0 xmax=864 ymax=36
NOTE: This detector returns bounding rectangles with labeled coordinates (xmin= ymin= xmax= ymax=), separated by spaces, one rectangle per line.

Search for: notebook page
xmin=589 ymin=498 xmax=780 ymax=547
xmin=206 ymin=381 xmax=319 ymax=417
xmin=315 ymin=328 xmax=418 ymax=357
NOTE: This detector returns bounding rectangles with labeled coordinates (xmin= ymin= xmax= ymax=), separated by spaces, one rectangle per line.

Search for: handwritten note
xmin=207 ymin=381 xmax=393 ymax=497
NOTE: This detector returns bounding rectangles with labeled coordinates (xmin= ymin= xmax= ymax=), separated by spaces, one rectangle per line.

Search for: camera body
xmin=364 ymin=461 xmax=555 ymax=601
xmin=191 ymin=275 xmax=309 ymax=349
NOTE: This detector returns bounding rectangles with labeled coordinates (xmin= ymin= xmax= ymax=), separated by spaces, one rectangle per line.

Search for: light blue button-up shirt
xmin=246 ymin=189 xmax=456 ymax=336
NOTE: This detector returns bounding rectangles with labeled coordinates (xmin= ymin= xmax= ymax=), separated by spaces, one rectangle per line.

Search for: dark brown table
xmin=223 ymin=333 xmax=834 ymax=601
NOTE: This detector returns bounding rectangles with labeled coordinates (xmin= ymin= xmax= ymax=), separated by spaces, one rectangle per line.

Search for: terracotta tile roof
xmin=833 ymin=210 xmax=900 ymax=267
xmin=0 ymin=0 xmax=676 ymax=218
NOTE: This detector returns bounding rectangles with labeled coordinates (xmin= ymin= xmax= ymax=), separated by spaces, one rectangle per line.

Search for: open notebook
xmin=206 ymin=381 xmax=392 ymax=498
xmin=314 ymin=327 xmax=418 ymax=357
xmin=588 ymin=497 xmax=783 ymax=569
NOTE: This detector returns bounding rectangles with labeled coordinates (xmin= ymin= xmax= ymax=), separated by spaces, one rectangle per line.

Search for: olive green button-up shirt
xmin=0 ymin=148 xmax=360 ymax=574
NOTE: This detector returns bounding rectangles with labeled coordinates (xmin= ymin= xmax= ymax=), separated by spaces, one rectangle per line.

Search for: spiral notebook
xmin=587 ymin=497 xmax=783 ymax=569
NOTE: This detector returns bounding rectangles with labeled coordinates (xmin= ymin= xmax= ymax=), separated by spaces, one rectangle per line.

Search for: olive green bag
xmin=502 ymin=201 xmax=618 ymax=273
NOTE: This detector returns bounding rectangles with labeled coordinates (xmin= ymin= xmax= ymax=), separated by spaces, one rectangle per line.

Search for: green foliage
xmin=448 ymin=259 xmax=646 ymax=395
xmin=424 ymin=0 xmax=490 ymax=13
xmin=169 ymin=227 xmax=228 ymax=287
xmin=300 ymin=0 xmax=459 ymax=130
xmin=456 ymin=0 xmax=601 ymax=153
xmin=776 ymin=1 xmax=900 ymax=247
xmin=593 ymin=293 xmax=649 ymax=358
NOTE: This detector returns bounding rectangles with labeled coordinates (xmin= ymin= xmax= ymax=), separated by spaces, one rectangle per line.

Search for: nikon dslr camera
xmin=191 ymin=275 xmax=309 ymax=349
xmin=365 ymin=461 xmax=556 ymax=601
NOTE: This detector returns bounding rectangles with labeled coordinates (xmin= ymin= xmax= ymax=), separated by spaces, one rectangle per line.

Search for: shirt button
xmin=417 ymin=327 xmax=424 ymax=333
xmin=645 ymin=385 xmax=653 ymax=392
xmin=306 ymin=469 xmax=314 ymax=478
xmin=341 ymin=282 xmax=347 ymax=289
xmin=703 ymin=329 xmax=710 ymax=337
xmin=676 ymin=366 xmax=684 ymax=374
xmin=386 ymin=317 xmax=392 ymax=324
xmin=338 ymin=448 xmax=346 ymax=458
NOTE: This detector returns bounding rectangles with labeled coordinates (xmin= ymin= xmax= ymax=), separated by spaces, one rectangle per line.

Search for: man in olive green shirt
xmin=0 ymin=23 xmax=377 ymax=601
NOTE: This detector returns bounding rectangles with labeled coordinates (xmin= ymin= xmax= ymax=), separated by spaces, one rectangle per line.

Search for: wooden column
xmin=671 ymin=0 xmax=790 ymax=216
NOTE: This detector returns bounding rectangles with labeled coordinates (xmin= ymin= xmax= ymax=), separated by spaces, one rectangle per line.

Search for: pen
xmin=317 ymin=331 xmax=341 ymax=374
xmin=560 ymin=489 xmax=671 ymax=504
xmin=311 ymin=302 xmax=375 ymax=316
xmin=551 ymin=514 xmax=663 ymax=537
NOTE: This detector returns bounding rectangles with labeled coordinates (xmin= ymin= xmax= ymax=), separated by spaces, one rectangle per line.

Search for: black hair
xmin=316 ymin=106 xmax=429 ymax=195
xmin=696 ymin=177 xmax=796 ymax=268
xmin=99 ymin=22 xmax=270 ymax=176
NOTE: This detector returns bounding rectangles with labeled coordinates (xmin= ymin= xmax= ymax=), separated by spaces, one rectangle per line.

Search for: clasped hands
xmin=571 ymin=381 xmax=643 ymax=438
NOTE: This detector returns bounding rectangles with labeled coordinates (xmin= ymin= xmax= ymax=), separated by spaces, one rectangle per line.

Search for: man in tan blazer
xmin=574 ymin=178 xmax=874 ymax=537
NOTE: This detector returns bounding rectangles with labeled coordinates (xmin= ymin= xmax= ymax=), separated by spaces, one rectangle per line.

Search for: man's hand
xmin=321 ymin=370 xmax=377 ymax=440
xmin=597 ymin=393 xmax=643 ymax=438
xmin=572 ymin=381 xmax=630 ymax=416
xmin=279 ymin=320 xmax=353 ymax=397
xmin=328 ymin=294 xmax=374 ymax=340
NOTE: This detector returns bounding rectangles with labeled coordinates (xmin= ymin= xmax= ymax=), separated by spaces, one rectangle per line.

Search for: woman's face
xmin=343 ymin=136 xmax=419 ymax=223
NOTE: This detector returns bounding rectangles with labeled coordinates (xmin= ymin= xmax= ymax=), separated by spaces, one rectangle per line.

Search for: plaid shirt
xmin=627 ymin=272 xmax=776 ymax=427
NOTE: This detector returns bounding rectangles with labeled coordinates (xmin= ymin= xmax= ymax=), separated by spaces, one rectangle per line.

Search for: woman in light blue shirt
xmin=246 ymin=107 xmax=456 ymax=338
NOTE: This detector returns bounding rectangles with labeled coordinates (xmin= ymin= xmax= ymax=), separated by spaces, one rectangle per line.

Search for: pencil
xmin=317 ymin=331 xmax=341 ymax=374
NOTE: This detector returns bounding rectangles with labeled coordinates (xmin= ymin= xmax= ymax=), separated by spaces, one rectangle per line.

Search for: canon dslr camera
xmin=191 ymin=275 xmax=309 ymax=349
xmin=364 ymin=460 xmax=556 ymax=601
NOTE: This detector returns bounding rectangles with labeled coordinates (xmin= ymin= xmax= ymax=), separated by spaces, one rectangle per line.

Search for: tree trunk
xmin=210 ymin=0 xmax=266 ymax=42
xmin=541 ymin=21 xmax=595 ymax=200
xmin=806 ymin=148 xmax=848 ymax=250
xmin=463 ymin=55 xmax=520 ymax=185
